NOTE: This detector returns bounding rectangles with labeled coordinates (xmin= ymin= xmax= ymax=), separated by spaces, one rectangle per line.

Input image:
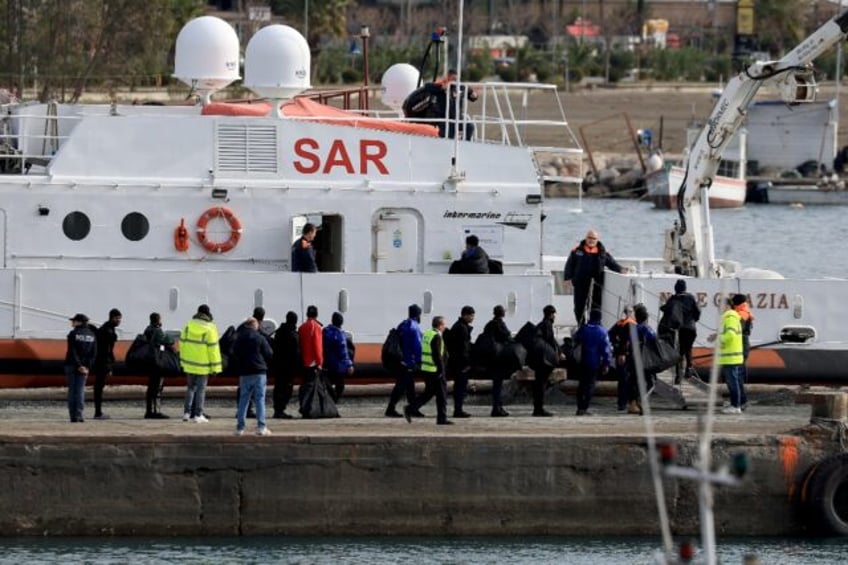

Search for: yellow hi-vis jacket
xmin=718 ymin=309 xmax=744 ymax=366
xmin=180 ymin=316 xmax=223 ymax=376
xmin=420 ymin=328 xmax=443 ymax=374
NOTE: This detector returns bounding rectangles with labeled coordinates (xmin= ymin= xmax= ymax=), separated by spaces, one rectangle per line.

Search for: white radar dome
xmin=381 ymin=63 xmax=420 ymax=111
xmin=244 ymin=24 xmax=311 ymax=102
xmin=173 ymin=16 xmax=240 ymax=100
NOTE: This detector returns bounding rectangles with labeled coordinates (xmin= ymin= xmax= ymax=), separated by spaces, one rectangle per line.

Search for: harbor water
xmin=543 ymin=198 xmax=846 ymax=279
xmin=2 ymin=536 xmax=847 ymax=564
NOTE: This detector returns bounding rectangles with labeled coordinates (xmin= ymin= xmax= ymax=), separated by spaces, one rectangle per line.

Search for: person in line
xmin=235 ymin=307 xmax=272 ymax=418
xmin=233 ymin=317 xmax=274 ymax=436
xmin=719 ymin=297 xmax=746 ymax=415
xmin=271 ymin=311 xmax=300 ymax=419
xmin=608 ymin=306 xmax=636 ymax=413
xmin=630 ymin=303 xmax=658 ymax=415
xmin=573 ymin=309 xmax=612 ymax=416
xmin=298 ymin=304 xmax=323 ymax=386
xmin=144 ymin=312 xmax=175 ymax=419
xmin=179 ymin=304 xmax=222 ymax=423
xmin=404 ymin=316 xmax=452 ymax=425
xmin=323 ymin=312 xmax=354 ymax=403
xmin=658 ymin=279 xmax=701 ymax=383
xmin=92 ymin=308 xmax=121 ymax=420
xmin=64 ymin=313 xmax=97 ymax=423
xmin=385 ymin=304 xmax=423 ymax=418
xmin=529 ymin=305 xmax=561 ymax=417
xmin=291 ymin=223 xmax=318 ymax=273
xmin=732 ymin=293 xmax=754 ymax=403
xmin=458 ymin=235 xmax=490 ymax=274
xmin=446 ymin=305 xmax=475 ymax=418
xmin=563 ymin=229 xmax=624 ymax=326
xmin=483 ymin=305 xmax=513 ymax=417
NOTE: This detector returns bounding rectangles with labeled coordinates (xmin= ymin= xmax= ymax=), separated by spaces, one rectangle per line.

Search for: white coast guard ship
xmin=0 ymin=17 xmax=583 ymax=386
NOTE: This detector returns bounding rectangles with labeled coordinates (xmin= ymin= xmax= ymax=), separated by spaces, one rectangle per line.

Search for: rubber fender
xmin=801 ymin=453 xmax=848 ymax=536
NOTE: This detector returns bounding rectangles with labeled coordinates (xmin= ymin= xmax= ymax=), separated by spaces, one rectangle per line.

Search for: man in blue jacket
xmin=385 ymin=304 xmax=423 ymax=418
xmin=323 ymin=312 xmax=354 ymax=402
xmin=573 ymin=309 xmax=612 ymax=416
xmin=233 ymin=317 xmax=274 ymax=436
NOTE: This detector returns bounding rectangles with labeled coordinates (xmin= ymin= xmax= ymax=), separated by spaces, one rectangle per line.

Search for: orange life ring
xmin=196 ymin=206 xmax=242 ymax=254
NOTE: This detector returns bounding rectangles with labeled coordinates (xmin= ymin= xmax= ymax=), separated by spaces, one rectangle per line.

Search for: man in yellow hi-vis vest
xmin=180 ymin=304 xmax=222 ymax=423
xmin=404 ymin=316 xmax=452 ymax=425
xmin=718 ymin=296 xmax=746 ymax=415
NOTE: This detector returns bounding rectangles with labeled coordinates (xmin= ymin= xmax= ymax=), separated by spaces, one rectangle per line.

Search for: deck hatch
xmin=216 ymin=124 xmax=278 ymax=173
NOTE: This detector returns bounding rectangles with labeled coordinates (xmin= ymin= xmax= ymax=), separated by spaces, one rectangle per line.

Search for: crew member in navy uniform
xmin=446 ymin=305 xmax=475 ymax=418
xmin=272 ymin=311 xmax=300 ymax=419
xmin=65 ymin=313 xmax=97 ymax=423
xmin=93 ymin=308 xmax=121 ymax=420
xmin=404 ymin=316 xmax=452 ymax=425
xmin=563 ymin=229 xmax=624 ymax=326
xmin=291 ymin=222 xmax=318 ymax=272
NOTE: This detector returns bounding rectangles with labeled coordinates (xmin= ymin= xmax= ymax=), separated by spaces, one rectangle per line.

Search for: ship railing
xmin=0 ymin=102 xmax=77 ymax=175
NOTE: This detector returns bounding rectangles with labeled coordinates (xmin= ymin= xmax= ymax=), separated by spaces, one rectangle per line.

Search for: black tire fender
xmin=802 ymin=453 xmax=848 ymax=536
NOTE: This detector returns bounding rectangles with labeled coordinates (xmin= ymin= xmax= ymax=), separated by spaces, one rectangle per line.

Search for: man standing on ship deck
xmin=291 ymin=223 xmax=318 ymax=273
xmin=563 ymin=229 xmax=624 ymax=326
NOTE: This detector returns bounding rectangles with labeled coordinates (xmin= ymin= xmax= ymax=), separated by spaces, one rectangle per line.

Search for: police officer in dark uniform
xmin=65 ymin=313 xmax=97 ymax=423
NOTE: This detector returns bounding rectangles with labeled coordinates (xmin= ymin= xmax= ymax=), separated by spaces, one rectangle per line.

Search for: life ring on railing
xmin=799 ymin=453 xmax=848 ymax=536
xmin=174 ymin=218 xmax=190 ymax=252
xmin=196 ymin=206 xmax=242 ymax=254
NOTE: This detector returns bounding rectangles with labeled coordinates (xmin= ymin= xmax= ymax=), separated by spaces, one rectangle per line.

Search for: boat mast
xmin=450 ymin=0 xmax=465 ymax=180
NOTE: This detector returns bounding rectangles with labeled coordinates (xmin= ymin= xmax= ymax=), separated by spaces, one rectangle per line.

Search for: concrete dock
xmin=0 ymin=382 xmax=843 ymax=537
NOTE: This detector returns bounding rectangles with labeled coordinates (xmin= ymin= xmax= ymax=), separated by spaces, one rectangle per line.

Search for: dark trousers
xmin=145 ymin=372 xmax=164 ymax=414
xmin=93 ymin=368 xmax=109 ymax=416
xmin=677 ymin=327 xmax=697 ymax=379
xmin=491 ymin=372 xmax=508 ymax=410
xmin=533 ymin=366 xmax=552 ymax=411
xmin=273 ymin=372 xmax=294 ymax=415
xmin=326 ymin=369 xmax=345 ymax=402
xmin=615 ymin=362 xmax=631 ymax=410
xmin=65 ymin=366 xmax=86 ymax=422
xmin=577 ymin=366 xmax=600 ymax=411
xmin=411 ymin=371 xmax=448 ymax=423
xmin=387 ymin=368 xmax=416 ymax=411
xmin=451 ymin=368 xmax=469 ymax=412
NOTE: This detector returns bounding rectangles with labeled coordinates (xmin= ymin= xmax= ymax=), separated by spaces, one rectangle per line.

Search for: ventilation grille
xmin=216 ymin=124 xmax=278 ymax=173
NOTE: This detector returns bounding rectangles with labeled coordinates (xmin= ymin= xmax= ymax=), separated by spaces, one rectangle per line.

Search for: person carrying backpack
xmin=658 ymin=279 xmax=701 ymax=383
xmin=385 ymin=304 xmax=423 ymax=418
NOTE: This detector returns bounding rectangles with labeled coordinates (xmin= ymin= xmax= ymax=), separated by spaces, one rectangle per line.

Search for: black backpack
xmin=515 ymin=321 xmax=538 ymax=350
xmin=218 ymin=325 xmax=237 ymax=376
xmin=381 ymin=324 xmax=404 ymax=371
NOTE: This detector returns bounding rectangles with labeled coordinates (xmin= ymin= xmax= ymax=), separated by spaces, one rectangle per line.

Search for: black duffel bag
xmin=641 ymin=337 xmax=681 ymax=374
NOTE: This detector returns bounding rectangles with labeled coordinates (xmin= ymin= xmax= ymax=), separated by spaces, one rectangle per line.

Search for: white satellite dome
xmin=380 ymin=63 xmax=420 ymax=111
xmin=173 ymin=16 xmax=240 ymax=101
xmin=244 ymin=24 xmax=311 ymax=104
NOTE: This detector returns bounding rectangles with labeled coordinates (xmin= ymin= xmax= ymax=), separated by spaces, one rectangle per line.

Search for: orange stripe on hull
xmin=691 ymin=347 xmax=786 ymax=371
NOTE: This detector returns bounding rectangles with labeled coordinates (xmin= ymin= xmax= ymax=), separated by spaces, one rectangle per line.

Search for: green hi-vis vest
xmin=718 ymin=309 xmax=744 ymax=365
xmin=421 ymin=328 xmax=443 ymax=373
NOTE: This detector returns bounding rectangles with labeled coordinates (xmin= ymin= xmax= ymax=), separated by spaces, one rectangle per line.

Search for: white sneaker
xmin=182 ymin=412 xmax=190 ymax=422
xmin=192 ymin=414 xmax=209 ymax=423
xmin=234 ymin=429 xmax=244 ymax=436
xmin=256 ymin=427 xmax=272 ymax=436
xmin=721 ymin=406 xmax=742 ymax=415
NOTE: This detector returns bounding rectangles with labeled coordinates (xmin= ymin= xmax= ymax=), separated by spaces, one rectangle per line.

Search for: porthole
xmin=62 ymin=211 xmax=91 ymax=241
xmin=121 ymin=212 xmax=150 ymax=241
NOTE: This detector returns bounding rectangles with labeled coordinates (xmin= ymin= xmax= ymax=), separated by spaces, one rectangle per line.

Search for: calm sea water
xmin=1 ymin=536 xmax=847 ymax=564
xmin=542 ymin=198 xmax=847 ymax=280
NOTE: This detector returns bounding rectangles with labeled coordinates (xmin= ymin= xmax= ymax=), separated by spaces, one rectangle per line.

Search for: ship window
xmin=62 ymin=211 xmax=90 ymax=241
xmin=121 ymin=212 xmax=149 ymax=241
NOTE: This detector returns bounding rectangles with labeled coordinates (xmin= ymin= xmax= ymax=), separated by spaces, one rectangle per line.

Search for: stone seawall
xmin=0 ymin=433 xmax=831 ymax=537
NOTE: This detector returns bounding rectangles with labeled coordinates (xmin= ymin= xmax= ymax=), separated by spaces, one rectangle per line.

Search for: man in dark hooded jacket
xmin=482 ymin=304 xmax=513 ymax=417
xmin=563 ymin=229 xmax=624 ymax=325
xmin=658 ymin=279 xmax=701 ymax=383
xmin=271 ymin=311 xmax=300 ymax=419
xmin=93 ymin=308 xmax=121 ymax=420
xmin=446 ymin=305 xmax=475 ymax=418
xmin=458 ymin=235 xmax=490 ymax=274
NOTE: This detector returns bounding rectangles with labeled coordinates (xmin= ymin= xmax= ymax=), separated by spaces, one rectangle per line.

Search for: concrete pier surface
xmin=0 ymin=383 xmax=843 ymax=537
